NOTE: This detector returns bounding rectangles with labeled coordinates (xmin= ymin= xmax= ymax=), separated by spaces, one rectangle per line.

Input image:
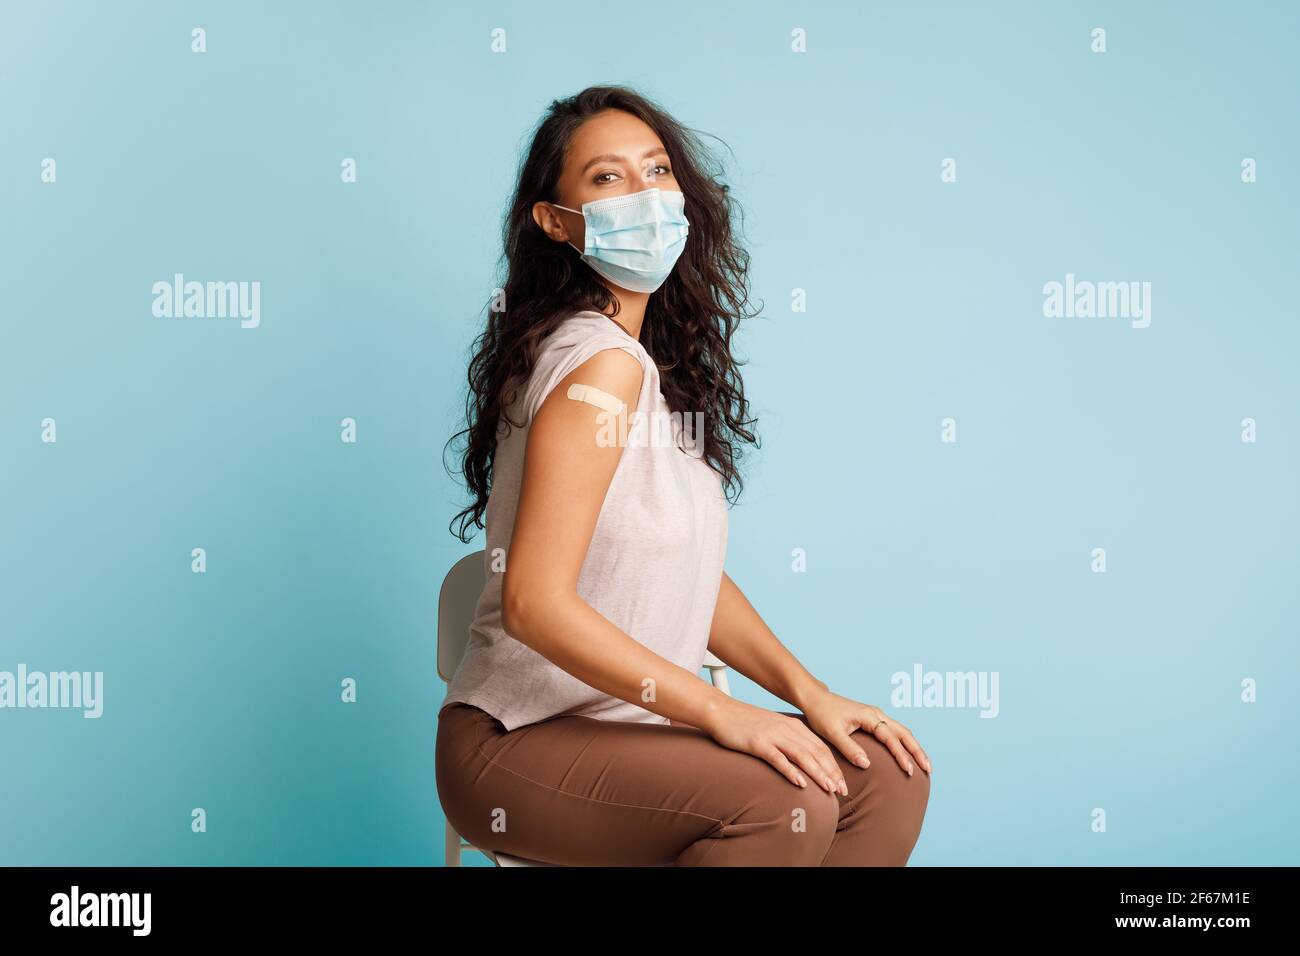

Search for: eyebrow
xmin=580 ymin=147 xmax=669 ymax=174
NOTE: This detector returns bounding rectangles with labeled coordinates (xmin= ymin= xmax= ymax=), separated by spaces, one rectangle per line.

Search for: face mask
xmin=550 ymin=187 xmax=690 ymax=293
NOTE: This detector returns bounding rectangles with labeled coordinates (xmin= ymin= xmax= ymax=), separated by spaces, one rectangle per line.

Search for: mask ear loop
xmin=548 ymin=200 xmax=586 ymax=256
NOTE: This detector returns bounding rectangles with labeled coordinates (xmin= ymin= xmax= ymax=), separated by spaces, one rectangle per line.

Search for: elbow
xmin=500 ymin=593 xmax=523 ymax=640
xmin=500 ymin=573 xmax=569 ymax=645
xmin=499 ymin=573 xmax=531 ymax=641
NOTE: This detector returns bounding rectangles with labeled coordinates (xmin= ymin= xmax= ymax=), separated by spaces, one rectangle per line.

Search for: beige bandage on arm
xmin=566 ymin=382 xmax=626 ymax=415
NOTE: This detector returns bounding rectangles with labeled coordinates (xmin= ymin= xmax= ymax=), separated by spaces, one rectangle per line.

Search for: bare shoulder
xmin=540 ymin=345 xmax=644 ymax=423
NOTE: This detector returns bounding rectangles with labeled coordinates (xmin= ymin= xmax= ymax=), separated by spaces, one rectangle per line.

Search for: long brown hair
xmin=446 ymin=85 xmax=761 ymax=542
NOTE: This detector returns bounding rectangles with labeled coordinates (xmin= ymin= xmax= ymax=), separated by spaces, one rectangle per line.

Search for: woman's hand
xmin=799 ymin=688 xmax=933 ymax=777
xmin=703 ymin=697 xmax=850 ymax=794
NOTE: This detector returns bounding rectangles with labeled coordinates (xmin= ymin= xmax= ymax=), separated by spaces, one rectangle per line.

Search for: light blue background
xmin=2 ymin=1 xmax=1296 ymax=866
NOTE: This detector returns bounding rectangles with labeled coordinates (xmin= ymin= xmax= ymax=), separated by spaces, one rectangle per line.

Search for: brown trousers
xmin=436 ymin=701 xmax=930 ymax=866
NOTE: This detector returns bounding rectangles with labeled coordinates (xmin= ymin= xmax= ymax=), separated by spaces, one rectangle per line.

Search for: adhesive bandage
xmin=566 ymin=383 xmax=626 ymax=415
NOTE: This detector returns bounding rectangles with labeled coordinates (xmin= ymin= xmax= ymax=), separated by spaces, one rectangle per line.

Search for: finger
xmin=872 ymin=713 xmax=932 ymax=774
xmin=894 ymin=727 xmax=933 ymax=773
xmin=857 ymin=709 xmax=886 ymax=737
xmin=780 ymin=715 xmax=844 ymax=792
xmin=790 ymin=723 xmax=848 ymax=792
xmin=761 ymin=744 xmax=809 ymax=789
xmin=784 ymin=739 xmax=844 ymax=795
xmin=874 ymin=725 xmax=917 ymax=776
xmin=826 ymin=727 xmax=872 ymax=772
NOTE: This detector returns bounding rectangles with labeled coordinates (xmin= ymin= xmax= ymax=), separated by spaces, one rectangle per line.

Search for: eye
xmin=593 ymin=170 xmax=620 ymax=185
xmin=654 ymin=163 xmax=672 ymax=176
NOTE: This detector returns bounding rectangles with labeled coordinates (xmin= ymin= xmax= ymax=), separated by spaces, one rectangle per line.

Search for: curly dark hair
xmin=445 ymin=84 xmax=761 ymax=542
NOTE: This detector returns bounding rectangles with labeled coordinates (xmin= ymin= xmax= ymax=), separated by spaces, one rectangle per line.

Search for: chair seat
xmin=490 ymin=849 xmax=671 ymax=867
xmin=491 ymin=851 xmax=559 ymax=867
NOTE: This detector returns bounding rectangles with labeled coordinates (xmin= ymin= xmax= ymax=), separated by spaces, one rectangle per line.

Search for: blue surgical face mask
xmin=549 ymin=187 xmax=689 ymax=293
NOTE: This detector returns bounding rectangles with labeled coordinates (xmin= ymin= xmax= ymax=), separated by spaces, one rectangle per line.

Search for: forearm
xmin=506 ymin=589 xmax=732 ymax=731
xmin=706 ymin=571 xmax=828 ymax=711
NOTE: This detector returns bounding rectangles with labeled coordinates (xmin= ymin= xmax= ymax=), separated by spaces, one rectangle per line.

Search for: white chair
xmin=437 ymin=549 xmax=733 ymax=867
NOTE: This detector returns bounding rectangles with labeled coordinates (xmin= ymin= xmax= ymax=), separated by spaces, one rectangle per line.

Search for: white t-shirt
xmin=441 ymin=311 xmax=730 ymax=731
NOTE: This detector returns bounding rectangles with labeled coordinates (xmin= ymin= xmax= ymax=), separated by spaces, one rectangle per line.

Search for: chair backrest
xmin=436 ymin=548 xmax=728 ymax=683
xmin=437 ymin=551 xmax=487 ymax=682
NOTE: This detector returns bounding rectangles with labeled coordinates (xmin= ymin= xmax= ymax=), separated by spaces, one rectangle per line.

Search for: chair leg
xmin=445 ymin=820 xmax=462 ymax=867
xmin=706 ymin=665 xmax=731 ymax=697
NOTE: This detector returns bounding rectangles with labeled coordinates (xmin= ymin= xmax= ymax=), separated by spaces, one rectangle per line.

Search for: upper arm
xmin=501 ymin=347 xmax=644 ymax=626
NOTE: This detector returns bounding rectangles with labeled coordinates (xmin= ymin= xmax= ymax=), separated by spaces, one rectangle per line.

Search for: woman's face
xmin=533 ymin=108 xmax=680 ymax=252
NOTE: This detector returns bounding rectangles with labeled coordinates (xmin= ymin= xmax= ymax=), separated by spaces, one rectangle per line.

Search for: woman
xmin=437 ymin=85 xmax=931 ymax=866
